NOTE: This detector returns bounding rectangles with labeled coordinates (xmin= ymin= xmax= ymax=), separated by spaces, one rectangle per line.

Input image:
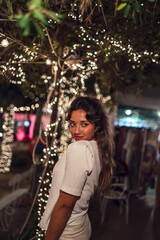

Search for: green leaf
xmin=18 ymin=13 xmax=30 ymax=28
xmin=135 ymin=1 xmax=140 ymax=13
xmin=42 ymin=9 xmax=63 ymax=23
xmin=104 ymin=57 xmax=110 ymax=63
xmin=121 ymin=0 xmax=129 ymax=2
xmin=33 ymin=20 xmax=45 ymax=40
xmin=13 ymin=14 xmax=22 ymax=20
xmin=32 ymin=9 xmax=48 ymax=25
xmin=28 ymin=0 xmax=42 ymax=11
xmin=6 ymin=0 xmax=12 ymax=8
xmin=23 ymin=24 xmax=30 ymax=36
xmin=117 ymin=3 xmax=127 ymax=11
xmin=8 ymin=15 xmax=13 ymax=20
xmin=54 ymin=12 xmax=64 ymax=19
xmin=124 ymin=4 xmax=131 ymax=17
xmin=32 ymin=0 xmax=42 ymax=6
xmin=6 ymin=0 xmax=13 ymax=15
xmin=147 ymin=0 xmax=156 ymax=2
xmin=132 ymin=10 xmax=137 ymax=24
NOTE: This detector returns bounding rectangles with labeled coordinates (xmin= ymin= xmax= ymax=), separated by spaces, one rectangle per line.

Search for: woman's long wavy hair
xmin=68 ymin=96 xmax=115 ymax=193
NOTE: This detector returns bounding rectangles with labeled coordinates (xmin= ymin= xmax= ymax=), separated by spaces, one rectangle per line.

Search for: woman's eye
xmin=69 ymin=122 xmax=75 ymax=127
xmin=81 ymin=123 xmax=89 ymax=127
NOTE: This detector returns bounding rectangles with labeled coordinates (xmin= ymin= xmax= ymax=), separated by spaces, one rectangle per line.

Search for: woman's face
xmin=69 ymin=109 xmax=96 ymax=141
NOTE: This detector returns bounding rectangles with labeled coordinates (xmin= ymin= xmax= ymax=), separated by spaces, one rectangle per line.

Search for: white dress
xmin=39 ymin=140 xmax=101 ymax=238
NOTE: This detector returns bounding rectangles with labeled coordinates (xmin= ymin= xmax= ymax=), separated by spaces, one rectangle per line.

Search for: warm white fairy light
xmin=13 ymin=103 xmax=39 ymax=112
xmin=76 ymin=25 xmax=160 ymax=69
xmin=1 ymin=39 xmax=9 ymax=47
xmin=0 ymin=6 xmax=159 ymax=89
xmin=94 ymin=82 xmax=111 ymax=104
xmin=46 ymin=59 xmax=52 ymax=65
xmin=106 ymin=35 xmax=160 ymax=67
xmin=0 ymin=103 xmax=39 ymax=114
xmin=41 ymin=74 xmax=52 ymax=84
xmin=0 ymin=104 xmax=14 ymax=173
xmin=0 ymin=42 xmax=40 ymax=85
xmin=1 ymin=55 xmax=26 ymax=84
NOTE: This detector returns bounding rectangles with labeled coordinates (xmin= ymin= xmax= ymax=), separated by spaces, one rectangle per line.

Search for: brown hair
xmin=68 ymin=96 xmax=115 ymax=193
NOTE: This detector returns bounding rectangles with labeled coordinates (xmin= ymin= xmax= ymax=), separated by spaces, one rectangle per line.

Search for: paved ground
xmin=0 ymin=192 xmax=159 ymax=240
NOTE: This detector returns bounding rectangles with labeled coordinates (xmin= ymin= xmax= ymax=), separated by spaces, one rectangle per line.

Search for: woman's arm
xmin=44 ymin=191 xmax=79 ymax=240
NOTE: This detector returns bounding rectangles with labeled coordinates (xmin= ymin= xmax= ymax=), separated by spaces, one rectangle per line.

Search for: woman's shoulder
xmin=68 ymin=140 xmax=97 ymax=155
xmin=66 ymin=141 xmax=98 ymax=170
xmin=69 ymin=140 xmax=97 ymax=147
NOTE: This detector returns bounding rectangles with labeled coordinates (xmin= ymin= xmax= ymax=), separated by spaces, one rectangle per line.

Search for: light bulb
xmin=1 ymin=39 xmax=9 ymax=47
xmin=46 ymin=59 xmax=52 ymax=65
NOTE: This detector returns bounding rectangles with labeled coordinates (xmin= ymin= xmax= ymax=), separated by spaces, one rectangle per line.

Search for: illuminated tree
xmin=0 ymin=0 xmax=159 ymax=99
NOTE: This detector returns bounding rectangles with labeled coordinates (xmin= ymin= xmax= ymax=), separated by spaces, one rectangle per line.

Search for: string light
xmin=0 ymin=103 xmax=39 ymax=114
xmin=0 ymin=26 xmax=159 ymax=87
xmin=76 ymin=25 xmax=159 ymax=69
xmin=94 ymin=82 xmax=111 ymax=103
xmin=1 ymin=39 xmax=9 ymax=47
xmin=0 ymin=104 xmax=14 ymax=173
xmin=46 ymin=59 xmax=52 ymax=65
xmin=0 ymin=43 xmax=40 ymax=84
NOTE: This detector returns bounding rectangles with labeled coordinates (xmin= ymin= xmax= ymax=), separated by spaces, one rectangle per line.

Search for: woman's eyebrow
xmin=69 ymin=120 xmax=88 ymax=123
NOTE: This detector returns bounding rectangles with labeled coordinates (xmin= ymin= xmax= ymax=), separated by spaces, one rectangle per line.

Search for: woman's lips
xmin=74 ymin=136 xmax=83 ymax=140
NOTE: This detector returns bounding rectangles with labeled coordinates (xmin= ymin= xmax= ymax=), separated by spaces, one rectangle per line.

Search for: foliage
xmin=0 ymin=0 xmax=159 ymax=107
xmin=117 ymin=0 xmax=156 ymax=24
xmin=14 ymin=0 xmax=63 ymax=39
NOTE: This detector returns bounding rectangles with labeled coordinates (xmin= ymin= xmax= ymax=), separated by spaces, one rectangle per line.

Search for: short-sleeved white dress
xmin=39 ymin=140 xmax=101 ymax=239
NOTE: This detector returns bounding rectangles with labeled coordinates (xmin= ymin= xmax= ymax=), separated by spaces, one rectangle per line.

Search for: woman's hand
xmin=44 ymin=191 xmax=79 ymax=240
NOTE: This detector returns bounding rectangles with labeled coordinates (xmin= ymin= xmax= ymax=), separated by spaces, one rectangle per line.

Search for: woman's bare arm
xmin=44 ymin=191 xmax=79 ymax=240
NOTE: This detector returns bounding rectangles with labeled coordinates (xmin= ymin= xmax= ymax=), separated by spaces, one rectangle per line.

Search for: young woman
xmin=39 ymin=96 xmax=115 ymax=240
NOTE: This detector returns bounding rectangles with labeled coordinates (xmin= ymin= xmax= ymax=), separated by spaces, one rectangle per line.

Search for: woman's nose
xmin=75 ymin=125 xmax=80 ymax=134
